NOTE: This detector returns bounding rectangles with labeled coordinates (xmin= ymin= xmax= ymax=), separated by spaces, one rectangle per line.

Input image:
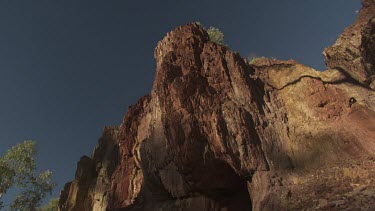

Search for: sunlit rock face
xmin=59 ymin=1 xmax=375 ymax=210
xmin=323 ymin=0 xmax=375 ymax=86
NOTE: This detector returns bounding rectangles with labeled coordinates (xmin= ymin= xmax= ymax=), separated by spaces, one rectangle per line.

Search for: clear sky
xmin=0 ymin=0 xmax=361 ymax=204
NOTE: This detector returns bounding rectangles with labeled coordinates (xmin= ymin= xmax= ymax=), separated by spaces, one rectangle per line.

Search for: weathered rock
xmin=59 ymin=126 xmax=119 ymax=211
xmin=59 ymin=1 xmax=375 ymax=210
xmin=323 ymin=0 xmax=375 ymax=85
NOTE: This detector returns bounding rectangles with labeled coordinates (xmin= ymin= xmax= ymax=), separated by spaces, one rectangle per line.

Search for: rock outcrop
xmin=59 ymin=1 xmax=375 ymax=210
xmin=323 ymin=0 xmax=375 ymax=88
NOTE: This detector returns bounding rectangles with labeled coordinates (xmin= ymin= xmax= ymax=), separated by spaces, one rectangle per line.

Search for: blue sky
xmin=0 ymin=0 xmax=361 ymax=205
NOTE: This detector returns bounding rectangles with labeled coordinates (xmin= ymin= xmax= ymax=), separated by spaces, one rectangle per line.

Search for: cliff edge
xmin=59 ymin=1 xmax=375 ymax=210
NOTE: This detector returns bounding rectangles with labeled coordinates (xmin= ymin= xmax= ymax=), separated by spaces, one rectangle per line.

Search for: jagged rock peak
xmin=59 ymin=2 xmax=375 ymax=210
xmin=324 ymin=0 xmax=375 ymax=88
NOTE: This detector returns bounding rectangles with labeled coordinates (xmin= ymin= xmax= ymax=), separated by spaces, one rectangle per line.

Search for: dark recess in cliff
xmin=60 ymin=1 xmax=375 ymax=210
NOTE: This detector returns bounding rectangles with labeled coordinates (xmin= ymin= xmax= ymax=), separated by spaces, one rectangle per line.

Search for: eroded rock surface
xmin=60 ymin=1 xmax=375 ymax=210
xmin=323 ymin=0 xmax=375 ymax=87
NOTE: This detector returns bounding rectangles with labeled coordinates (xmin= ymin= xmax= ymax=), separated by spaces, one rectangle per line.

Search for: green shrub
xmin=207 ymin=27 xmax=225 ymax=45
xmin=194 ymin=22 xmax=225 ymax=45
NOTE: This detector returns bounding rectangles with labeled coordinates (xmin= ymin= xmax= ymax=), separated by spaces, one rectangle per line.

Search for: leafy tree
xmin=0 ymin=141 xmax=56 ymax=211
xmin=206 ymin=26 xmax=225 ymax=45
xmin=38 ymin=198 xmax=59 ymax=211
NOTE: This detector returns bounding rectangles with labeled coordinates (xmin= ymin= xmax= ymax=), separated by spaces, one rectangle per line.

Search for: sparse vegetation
xmin=195 ymin=22 xmax=225 ymax=45
xmin=0 ymin=141 xmax=56 ymax=211
xmin=38 ymin=198 xmax=59 ymax=211
xmin=207 ymin=27 xmax=225 ymax=45
xmin=248 ymin=56 xmax=264 ymax=64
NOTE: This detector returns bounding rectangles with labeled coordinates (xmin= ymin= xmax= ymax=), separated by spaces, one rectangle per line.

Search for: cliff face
xmin=323 ymin=0 xmax=375 ymax=87
xmin=59 ymin=1 xmax=375 ymax=210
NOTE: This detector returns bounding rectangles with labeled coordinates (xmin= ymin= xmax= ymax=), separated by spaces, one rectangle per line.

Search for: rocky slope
xmin=59 ymin=1 xmax=375 ymax=210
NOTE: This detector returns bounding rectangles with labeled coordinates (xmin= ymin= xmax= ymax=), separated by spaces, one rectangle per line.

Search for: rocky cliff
xmin=59 ymin=1 xmax=375 ymax=210
xmin=323 ymin=0 xmax=375 ymax=88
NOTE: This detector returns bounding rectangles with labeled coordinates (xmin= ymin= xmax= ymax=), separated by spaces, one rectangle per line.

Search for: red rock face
xmin=323 ymin=0 xmax=375 ymax=86
xmin=59 ymin=1 xmax=375 ymax=210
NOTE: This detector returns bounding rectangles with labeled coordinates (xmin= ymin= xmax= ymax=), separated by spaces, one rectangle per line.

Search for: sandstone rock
xmin=318 ymin=198 xmax=328 ymax=208
xmin=59 ymin=126 xmax=119 ymax=211
xmin=332 ymin=199 xmax=346 ymax=206
xmin=59 ymin=1 xmax=375 ymax=210
xmin=323 ymin=0 xmax=375 ymax=84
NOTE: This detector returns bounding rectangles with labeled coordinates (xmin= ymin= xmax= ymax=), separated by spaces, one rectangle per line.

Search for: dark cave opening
xmin=191 ymin=158 xmax=252 ymax=211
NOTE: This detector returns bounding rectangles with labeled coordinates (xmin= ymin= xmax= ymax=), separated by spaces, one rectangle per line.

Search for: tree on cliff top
xmin=207 ymin=26 xmax=225 ymax=45
xmin=0 ymin=140 xmax=56 ymax=211
xmin=195 ymin=22 xmax=225 ymax=45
